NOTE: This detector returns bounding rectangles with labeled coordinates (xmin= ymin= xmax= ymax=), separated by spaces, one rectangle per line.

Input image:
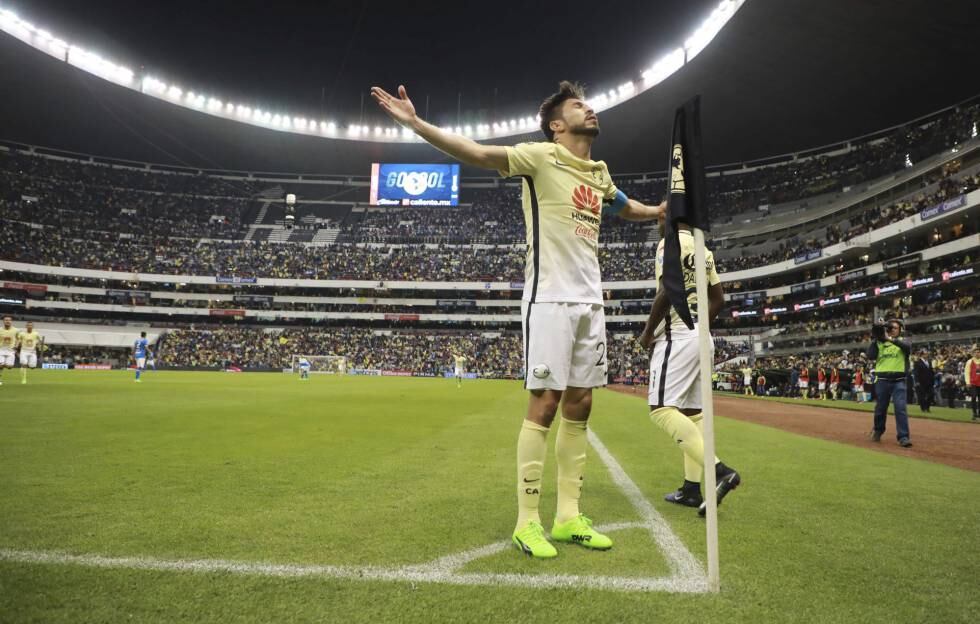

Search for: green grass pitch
xmin=1 ymin=370 xmax=977 ymax=623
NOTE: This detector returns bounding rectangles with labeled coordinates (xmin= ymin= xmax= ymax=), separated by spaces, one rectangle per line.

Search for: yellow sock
xmin=555 ymin=417 xmax=588 ymax=524
xmin=652 ymin=407 xmax=709 ymax=479
xmin=688 ymin=413 xmax=720 ymax=479
xmin=683 ymin=415 xmax=703 ymax=482
xmin=21 ymin=367 xmax=26 ymax=383
xmin=516 ymin=419 xmax=549 ymax=530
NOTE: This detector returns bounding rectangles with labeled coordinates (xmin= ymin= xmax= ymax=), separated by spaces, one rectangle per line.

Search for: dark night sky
xmin=7 ymin=0 xmax=719 ymax=123
xmin=1 ymin=0 xmax=978 ymax=174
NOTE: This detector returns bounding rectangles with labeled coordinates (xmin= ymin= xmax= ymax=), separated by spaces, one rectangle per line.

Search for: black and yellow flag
xmin=662 ymin=96 xmax=709 ymax=330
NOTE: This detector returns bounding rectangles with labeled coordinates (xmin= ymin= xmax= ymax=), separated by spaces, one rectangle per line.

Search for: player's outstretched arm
xmin=371 ymin=85 xmax=508 ymax=171
xmin=617 ymin=199 xmax=666 ymax=222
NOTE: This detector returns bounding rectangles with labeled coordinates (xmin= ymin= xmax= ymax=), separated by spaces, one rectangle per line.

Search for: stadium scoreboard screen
xmin=369 ymin=163 xmax=460 ymax=206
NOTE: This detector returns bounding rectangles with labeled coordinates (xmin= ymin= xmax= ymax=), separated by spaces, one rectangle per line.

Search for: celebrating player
xmin=133 ymin=331 xmax=151 ymax=383
xmin=740 ymin=365 xmax=754 ymax=395
xmin=0 ymin=315 xmax=18 ymax=386
xmin=639 ymin=211 xmax=741 ymax=517
xmin=372 ymin=81 xmax=664 ymax=558
xmin=452 ymin=353 xmax=468 ymax=388
xmin=17 ymin=321 xmax=43 ymax=384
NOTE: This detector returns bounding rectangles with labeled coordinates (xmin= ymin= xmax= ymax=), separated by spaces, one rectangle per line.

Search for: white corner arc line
xmin=0 ymin=432 xmax=706 ymax=593
xmin=587 ymin=429 xmax=706 ymax=582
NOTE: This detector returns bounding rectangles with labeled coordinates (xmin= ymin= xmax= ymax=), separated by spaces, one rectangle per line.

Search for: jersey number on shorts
xmin=595 ymin=342 xmax=606 ymax=367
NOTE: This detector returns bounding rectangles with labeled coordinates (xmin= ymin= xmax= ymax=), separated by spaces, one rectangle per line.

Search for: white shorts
xmin=818 ymin=382 xmax=826 ymax=390
xmin=799 ymin=380 xmax=809 ymax=389
xmin=20 ymin=352 xmax=37 ymax=368
xmin=136 ymin=357 xmax=146 ymax=369
xmin=454 ymin=367 xmax=463 ymax=377
xmin=522 ymin=302 xmax=607 ymax=391
xmin=648 ymin=330 xmax=714 ymax=410
xmin=830 ymin=383 xmax=838 ymax=391
xmin=0 ymin=350 xmax=14 ymax=367
xmin=743 ymin=377 xmax=752 ymax=385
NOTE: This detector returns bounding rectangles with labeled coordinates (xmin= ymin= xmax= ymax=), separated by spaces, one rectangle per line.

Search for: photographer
xmin=867 ymin=319 xmax=913 ymax=447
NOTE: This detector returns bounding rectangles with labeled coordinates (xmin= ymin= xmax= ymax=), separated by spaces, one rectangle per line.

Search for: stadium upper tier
xmin=1 ymin=98 xmax=978 ymax=287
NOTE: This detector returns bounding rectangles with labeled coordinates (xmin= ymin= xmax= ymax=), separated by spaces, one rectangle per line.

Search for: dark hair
xmin=140 ymin=331 xmax=147 ymax=337
xmin=2 ymin=315 xmax=10 ymax=320
xmin=538 ymin=81 xmax=586 ymax=142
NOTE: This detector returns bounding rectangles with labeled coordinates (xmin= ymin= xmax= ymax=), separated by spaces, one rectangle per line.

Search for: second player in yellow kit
xmin=17 ymin=321 xmax=43 ymax=383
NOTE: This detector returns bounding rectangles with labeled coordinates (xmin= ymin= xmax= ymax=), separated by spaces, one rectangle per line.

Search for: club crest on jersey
xmin=670 ymin=144 xmax=685 ymax=194
xmin=572 ymin=185 xmax=600 ymax=215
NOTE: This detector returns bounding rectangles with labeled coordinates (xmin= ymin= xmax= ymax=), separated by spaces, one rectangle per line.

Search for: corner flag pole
xmin=693 ymin=226 xmax=720 ymax=593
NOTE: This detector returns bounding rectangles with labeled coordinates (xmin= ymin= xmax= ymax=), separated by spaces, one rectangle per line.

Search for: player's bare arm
xmin=708 ymin=282 xmax=725 ymax=320
xmin=639 ymin=288 xmax=670 ymax=349
xmin=618 ymin=199 xmax=666 ymax=222
xmin=371 ymin=85 xmax=508 ymax=171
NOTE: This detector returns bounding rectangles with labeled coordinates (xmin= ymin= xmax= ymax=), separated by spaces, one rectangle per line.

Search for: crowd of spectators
xmin=713 ymin=166 xmax=980 ymax=273
xmin=158 ymin=327 xmax=524 ymax=377
xmin=719 ymin=342 xmax=977 ymax=407
xmin=1 ymin=101 xmax=975 ymax=279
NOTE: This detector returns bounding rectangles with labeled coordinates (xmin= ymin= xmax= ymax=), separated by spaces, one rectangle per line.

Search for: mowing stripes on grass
xmin=0 ymin=429 xmax=705 ymax=594
xmin=586 ymin=430 xmax=705 ymax=585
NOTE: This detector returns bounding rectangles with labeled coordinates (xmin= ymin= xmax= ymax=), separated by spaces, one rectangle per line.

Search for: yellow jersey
xmin=655 ymin=229 xmax=720 ymax=337
xmin=0 ymin=326 xmax=19 ymax=351
xmin=18 ymin=330 xmax=42 ymax=353
xmin=453 ymin=355 xmax=467 ymax=369
xmin=499 ymin=141 xmax=618 ymax=305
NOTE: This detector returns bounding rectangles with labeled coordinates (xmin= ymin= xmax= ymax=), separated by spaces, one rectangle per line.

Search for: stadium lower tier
xmin=35 ymin=327 xmax=745 ymax=378
xmin=716 ymin=342 xmax=977 ymax=405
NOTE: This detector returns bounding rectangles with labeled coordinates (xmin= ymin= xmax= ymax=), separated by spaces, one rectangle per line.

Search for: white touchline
xmin=0 ymin=431 xmax=706 ymax=594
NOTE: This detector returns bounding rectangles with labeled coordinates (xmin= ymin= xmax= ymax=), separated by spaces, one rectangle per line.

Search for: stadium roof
xmin=0 ymin=0 xmax=977 ymax=174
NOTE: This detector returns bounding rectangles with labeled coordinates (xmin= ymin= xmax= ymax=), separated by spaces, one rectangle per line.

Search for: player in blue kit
xmin=134 ymin=331 xmax=152 ymax=382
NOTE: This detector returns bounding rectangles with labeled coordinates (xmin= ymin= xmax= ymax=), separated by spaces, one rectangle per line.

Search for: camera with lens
xmin=871 ymin=322 xmax=887 ymax=341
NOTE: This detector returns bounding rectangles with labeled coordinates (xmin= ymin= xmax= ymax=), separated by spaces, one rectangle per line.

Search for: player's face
xmin=2 ymin=318 xmax=10 ymax=329
xmin=558 ymin=98 xmax=599 ymax=138
xmin=26 ymin=323 xmax=33 ymax=332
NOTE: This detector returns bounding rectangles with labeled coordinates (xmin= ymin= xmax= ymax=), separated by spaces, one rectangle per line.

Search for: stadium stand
xmin=1 ymin=98 xmax=978 ymax=375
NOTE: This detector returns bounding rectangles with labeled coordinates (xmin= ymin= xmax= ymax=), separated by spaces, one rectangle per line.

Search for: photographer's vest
xmin=875 ymin=341 xmax=908 ymax=379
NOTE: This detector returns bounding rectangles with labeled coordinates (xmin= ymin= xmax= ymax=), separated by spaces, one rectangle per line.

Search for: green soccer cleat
xmin=551 ymin=514 xmax=612 ymax=550
xmin=512 ymin=520 xmax=558 ymax=558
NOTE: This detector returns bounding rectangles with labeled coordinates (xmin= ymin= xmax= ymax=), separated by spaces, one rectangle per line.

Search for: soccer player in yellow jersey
xmin=372 ymin=81 xmax=664 ymax=558
xmin=17 ymin=321 xmax=42 ymax=384
xmin=0 ymin=315 xmax=19 ymax=386
xmin=640 ymin=212 xmax=741 ymax=517
xmin=452 ymin=353 xmax=468 ymax=388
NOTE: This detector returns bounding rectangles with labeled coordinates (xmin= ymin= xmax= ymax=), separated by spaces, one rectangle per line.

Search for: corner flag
xmin=662 ymin=96 xmax=709 ymax=330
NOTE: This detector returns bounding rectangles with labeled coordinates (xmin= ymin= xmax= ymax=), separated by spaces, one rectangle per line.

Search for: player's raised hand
xmin=371 ymin=85 xmax=417 ymax=127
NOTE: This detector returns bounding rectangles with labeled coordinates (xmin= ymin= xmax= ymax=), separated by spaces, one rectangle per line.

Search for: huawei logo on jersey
xmin=572 ymin=185 xmax=600 ymax=215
